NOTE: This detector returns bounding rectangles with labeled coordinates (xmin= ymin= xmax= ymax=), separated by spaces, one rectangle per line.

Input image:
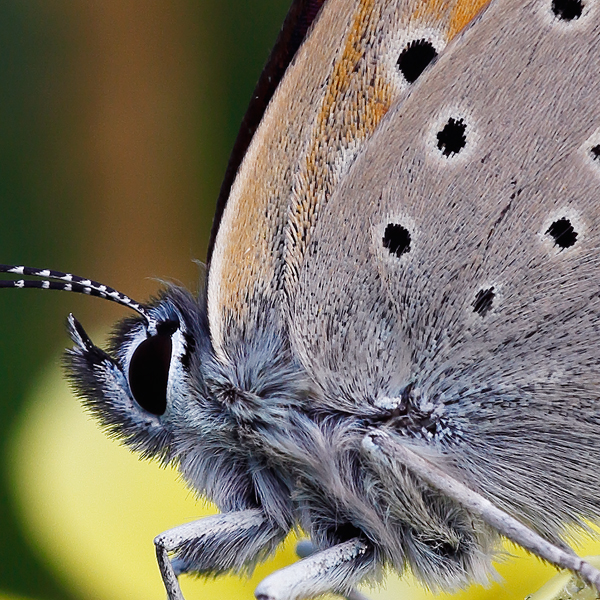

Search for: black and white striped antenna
xmin=0 ymin=264 xmax=150 ymax=322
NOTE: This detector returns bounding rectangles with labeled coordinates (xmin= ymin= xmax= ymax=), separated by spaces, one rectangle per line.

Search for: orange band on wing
xmin=285 ymin=0 xmax=394 ymax=284
xmin=413 ymin=0 xmax=491 ymax=39
xmin=448 ymin=0 xmax=491 ymax=38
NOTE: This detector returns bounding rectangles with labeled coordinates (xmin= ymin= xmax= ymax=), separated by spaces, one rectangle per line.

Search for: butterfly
xmin=3 ymin=0 xmax=600 ymax=599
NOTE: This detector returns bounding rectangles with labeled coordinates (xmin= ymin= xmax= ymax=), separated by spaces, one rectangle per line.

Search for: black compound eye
xmin=129 ymin=333 xmax=173 ymax=415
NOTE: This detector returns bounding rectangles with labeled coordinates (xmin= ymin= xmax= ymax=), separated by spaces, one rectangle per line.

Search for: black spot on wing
xmin=546 ymin=218 xmax=578 ymax=249
xmin=472 ymin=287 xmax=495 ymax=317
xmin=437 ymin=118 xmax=467 ymax=157
xmin=552 ymin=0 xmax=584 ymax=20
xmin=397 ymin=39 xmax=438 ymax=84
xmin=383 ymin=224 xmax=411 ymax=257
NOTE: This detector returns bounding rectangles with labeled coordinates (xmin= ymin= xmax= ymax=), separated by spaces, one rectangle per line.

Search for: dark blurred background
xmin=0 ymin=1 xmax=290 ymax=598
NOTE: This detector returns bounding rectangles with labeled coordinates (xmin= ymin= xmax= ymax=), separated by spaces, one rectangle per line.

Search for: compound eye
xmin=128 ymin=333 xmax=172 ymax=416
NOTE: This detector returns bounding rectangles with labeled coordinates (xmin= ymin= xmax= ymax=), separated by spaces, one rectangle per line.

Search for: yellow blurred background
xmin=0 ymin=2 xmax=599 ymax=600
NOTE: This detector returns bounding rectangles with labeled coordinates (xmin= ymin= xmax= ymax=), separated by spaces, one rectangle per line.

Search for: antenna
xmin=0 ymin=264 xmax=150 ymax=322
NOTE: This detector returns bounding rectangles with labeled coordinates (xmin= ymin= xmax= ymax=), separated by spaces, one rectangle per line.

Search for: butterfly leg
xmin=154 ymin=508 xmax=287 ymax=600
xmin=363 ymin=431 xmax=600 ymax=593
xmin=295 ymin=540 xmax=373 ymax=600
xmin=254 ymin=538 xmax=373 ymax=600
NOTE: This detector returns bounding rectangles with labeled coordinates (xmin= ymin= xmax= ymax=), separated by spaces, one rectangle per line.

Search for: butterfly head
xmin=0 ymin=264 xmax=210 ymax=465
xmin=66 ymin=284 xmax=209 ymax=465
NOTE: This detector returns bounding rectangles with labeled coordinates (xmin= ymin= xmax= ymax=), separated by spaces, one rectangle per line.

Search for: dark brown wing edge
xmin=206 ymin=0 xmax=327 ymax=265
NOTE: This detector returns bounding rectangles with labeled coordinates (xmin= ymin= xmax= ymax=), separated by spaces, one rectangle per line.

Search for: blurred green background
xmin=0 ymin=2 xmax=290 ymax=598
xmin=1 ymin=2 xmax=599 ymax=600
